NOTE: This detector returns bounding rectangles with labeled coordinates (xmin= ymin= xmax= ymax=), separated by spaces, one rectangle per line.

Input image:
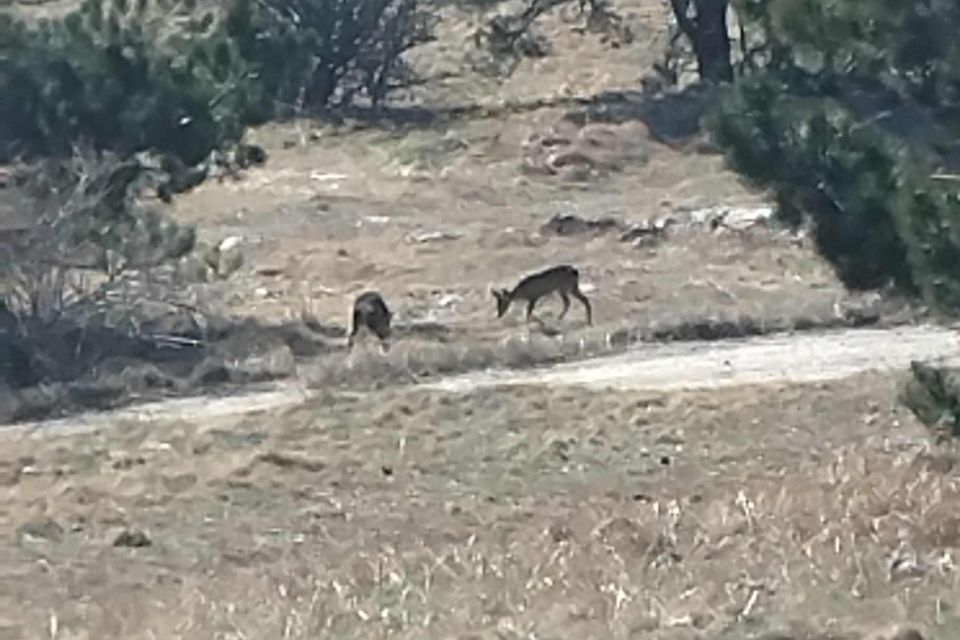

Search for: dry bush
xmin=2 ymin=147 xmax=196 ymax=333
xmin=8 ymin=148 xmax=195 ymax=291
xmin=467 ymin=0 xmax=631 ymax=78
xmin=0 ymin=150 xmax=334 ymax=421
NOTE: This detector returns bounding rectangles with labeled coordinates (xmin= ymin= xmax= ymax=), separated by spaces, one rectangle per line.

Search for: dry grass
xmin=1 ymin=374 xmax=954 ymax=639
xmin=3 ymin=1 xmax=954 ymax=639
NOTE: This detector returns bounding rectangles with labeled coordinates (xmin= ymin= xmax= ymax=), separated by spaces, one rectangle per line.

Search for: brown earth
xmin=2 ymin=373 xmax=956 ymax=639
xmin=2 ymin=0 xmax=958 ymax=638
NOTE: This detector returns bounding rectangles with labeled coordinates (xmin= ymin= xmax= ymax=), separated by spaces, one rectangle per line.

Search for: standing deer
xmin=492 ymin=264 xmax=592 ymax=325
xmin=348 ymin=291 xmax=393 ymax=352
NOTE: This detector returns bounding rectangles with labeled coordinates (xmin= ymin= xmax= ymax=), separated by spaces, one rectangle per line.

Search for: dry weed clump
xmin=0 ymin=149 xmax=350 ymax=423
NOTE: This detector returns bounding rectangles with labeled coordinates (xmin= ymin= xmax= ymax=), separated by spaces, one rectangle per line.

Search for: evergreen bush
xmin=0 ymin=0 xmax=428 ymax=164
xmin=708 ymin=0 xmax=960 ymax=310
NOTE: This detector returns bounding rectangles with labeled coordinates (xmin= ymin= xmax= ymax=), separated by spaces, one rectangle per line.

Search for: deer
xmin=348 ymin=291 xmax=393 ymax=352
xmin=492 ymin=264 xmax=593 ymax=326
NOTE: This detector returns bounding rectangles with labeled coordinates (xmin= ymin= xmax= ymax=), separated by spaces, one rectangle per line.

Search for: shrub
xmin=901 ymin=360 xmax=960 ymax=441
xmin=0 ymin=0 xmax=252 ymax=164
xmin=219 ymin=0 xmax=416 ymax=116
xmin=6 ymin=148 xmax=198 ymax=317
xmin=707 ymin=0 xmax=960 ymax=311
xmin=0 ymin=0 xmax=430 ymax=164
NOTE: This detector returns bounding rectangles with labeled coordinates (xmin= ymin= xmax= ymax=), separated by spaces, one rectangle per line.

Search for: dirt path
xmin=5 ymin=324 xmax=958 ymax=437
xmin=426 ymin=324 xmax=960 ymax=392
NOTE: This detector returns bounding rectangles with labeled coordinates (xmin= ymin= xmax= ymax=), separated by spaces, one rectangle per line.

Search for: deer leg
xmin=348 ymin=313 xmax=362 ymax=350
xmin=571 ymin=287 xmax=593 ymax=326
xmin=558 ymin=292 xmax=571 ymax=319
xmin=526 ymin=298 xmax=538 ymax=323
xmin=374 ymin=326 xmax=391 ymax=354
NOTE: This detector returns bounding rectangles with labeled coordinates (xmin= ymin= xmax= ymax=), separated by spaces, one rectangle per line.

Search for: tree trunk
xmin=692 ymin=0 xmax=733 ymax=81
xmin=669 ymin=0 xmax=733 ymax=83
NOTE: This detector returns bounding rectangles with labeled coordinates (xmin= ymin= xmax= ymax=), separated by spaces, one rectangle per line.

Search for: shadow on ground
xmin=308 ymin=82 xmax=718 ymax=147
xmin=0 ymin=310 xmax=340 ymax=424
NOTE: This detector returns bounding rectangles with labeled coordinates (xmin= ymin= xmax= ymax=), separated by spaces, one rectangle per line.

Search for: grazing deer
xmin=348 ymin=291 xmax=393 ymax=352
xmin=492 ymin=264 xmax=592 ymax=326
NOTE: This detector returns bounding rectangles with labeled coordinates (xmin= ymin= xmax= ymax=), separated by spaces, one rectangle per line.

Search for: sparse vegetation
xmin=467 ymin=0 xmax=632 ymax=78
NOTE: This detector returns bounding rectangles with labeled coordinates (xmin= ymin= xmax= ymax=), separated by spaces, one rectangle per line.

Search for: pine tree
xmin=709 ymin=0 xmax=960 ymax=310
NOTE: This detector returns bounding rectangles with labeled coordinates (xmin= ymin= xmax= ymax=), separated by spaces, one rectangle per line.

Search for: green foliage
xmin=709 ymin=0 xmax=960 ymax=310
xmin=0 ymin=0 xmax=428 ymax=164
xmin=741 ymin=0 xmax=960 ymax=110
xmin=12 ymin=149 xmax=198 ymax=277
xmin=901 ymin=360 xmax=960 ymax=440
xmin=0 ymin=0 xmax=249 ymax=164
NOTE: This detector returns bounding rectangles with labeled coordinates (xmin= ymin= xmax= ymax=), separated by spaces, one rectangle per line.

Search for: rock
xmin=404 ymin=229 xmax=463 ymax=244
xmin=211 ymin=236 xmax=245 ymax=278
xmin=541 ymin=213 xmax=621 ymax=237
xmin=524 ymin=131 xmax=571 ymax=148
xmin=255 ymin=265 xmax=285 ymax=277
xmin=219 ymin=235 xmax=243 ymax=253
xmin=619 ymin=216 xmax=678 ymax=247
xmin=686 ymin=205 xmax=775 ymax=232
xmin=18 ymin=518 xmax=65 ymax=543
xmin=547 ymin=149 xmax=596 ymax=171
xmin=235 ymin=143 xmax=268 ymax=169
xmin=113 ymin=529 xmax=152 ymax=548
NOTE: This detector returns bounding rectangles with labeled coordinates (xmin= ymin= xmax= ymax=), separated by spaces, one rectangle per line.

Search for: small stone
xmin=255 ymin=265 xmax=285 ymax=277
xmin=18 ymin=518 xmax=65 ymax=543
xmin=113 ymin=529 xmax=152 ymax=548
